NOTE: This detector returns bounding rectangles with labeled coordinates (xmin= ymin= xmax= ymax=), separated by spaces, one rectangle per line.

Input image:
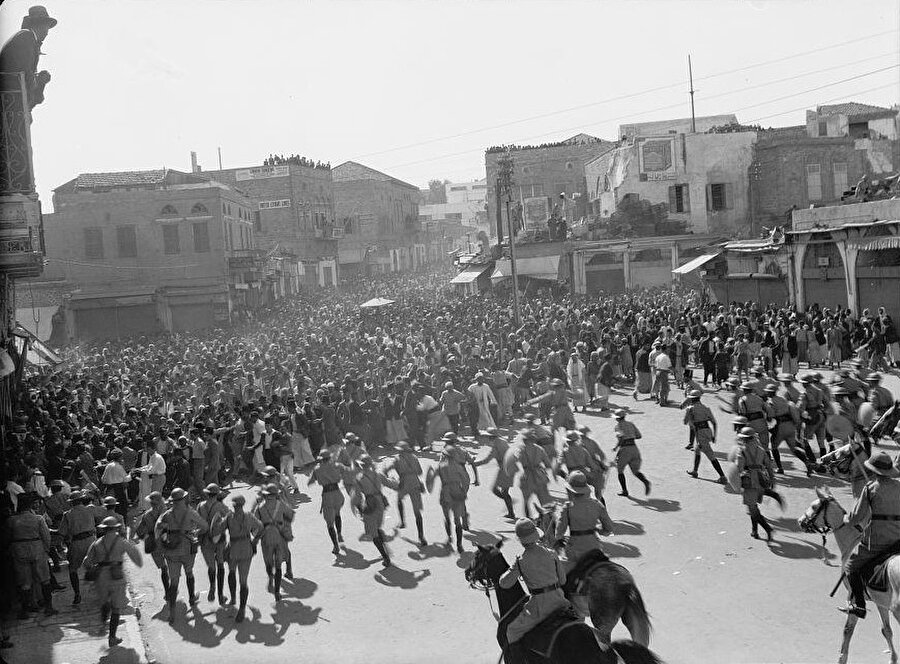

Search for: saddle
xmin=518 ymin=605 xmax=588 ymax=663
xmin=865 ymin=547 xmax=900 ymax=593
xmin=562 ymin=549 xmax=610 ymax=596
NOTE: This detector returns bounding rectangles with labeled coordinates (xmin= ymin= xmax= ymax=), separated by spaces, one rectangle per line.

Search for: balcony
xmin=0 ymin=73 xmax=35 ymax=195
xmin=227 ymin=248 xmax=266 ymax=270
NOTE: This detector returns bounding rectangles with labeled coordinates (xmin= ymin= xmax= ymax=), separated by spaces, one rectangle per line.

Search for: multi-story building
xmin=201 ymin=156 xmax=338 ymax=288
xmin=446 ymin=179 xmax=488 ymax=206
xmin=43 ymin=169 xmax=286 ymax=340
xmin=585 ymin=115 xmax=756 ymax=236
xmin=484 ymin=134 xmax=616 ymax=240
xmin=332 ymin=161 xmax=423 ymax=276
xmin=750 ymin=103 xmax=900 ymax=230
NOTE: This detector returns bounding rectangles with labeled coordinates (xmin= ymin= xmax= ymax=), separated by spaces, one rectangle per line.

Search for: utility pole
xmin=688 ymin=55 xmax=696 ymax=133
xmin=497 ymin=151 xmax=521 ymax=327
xmin=217 ymin=147 xmax=223 ymax=170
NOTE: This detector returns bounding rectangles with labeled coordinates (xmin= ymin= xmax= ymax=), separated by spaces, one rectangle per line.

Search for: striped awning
xmin=851 ymin=236 xmax=900 ymax=251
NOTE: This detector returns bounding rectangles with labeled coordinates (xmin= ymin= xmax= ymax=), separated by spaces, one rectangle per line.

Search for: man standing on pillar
xmin=0 ymin=5 xmax=56 ymax=109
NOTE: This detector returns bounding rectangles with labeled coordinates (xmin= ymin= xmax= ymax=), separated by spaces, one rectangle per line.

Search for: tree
xmin=427 ymin=179 xmax=449 ymax=204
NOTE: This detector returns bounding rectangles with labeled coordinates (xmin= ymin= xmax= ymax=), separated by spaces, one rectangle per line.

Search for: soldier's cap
xmin=484 ymin=427 xmax=500 ymax=438
xmin=738 ymin=426 xmax=756 ymax=438
xmin=565 ymin=470 xmax=592 ymax=495
xmin=202 ymin=483 xmax=222 ymax=496
xmin=102 ymin=496 xmax=118 ymax=507
xmin=514 ymin=518 xmax=542 ymax=545
xmin=394 ymin=441 xmax=411 ymax=452
xmin=866 ymin=373 xmax=882 ymax=383
xmin=97 ymin=516 xmax=120 ymax=532
xmin=614 ymin=409 xmax=626 ymax=419
xmin=565 ymin=430 xmax=580 ymax=442
xmin=67 ymin=490 xmax=83 ymax=503
xmin=260 ymin=483 xmax=281 ymax=497
xmin=732 ymin=416 xmax=749 ymax=426
xmin=800 ymin=375 xmax=814 ymax=384
xmin=49 ymin=480 xmax=64 ymax=489
xmin=688 ymin=390 xmax=702 ymax=399
xmin=763 ymin=384 xmax=778 ymax=394
xmin=776 ymin=373 xmax=794 ymax=382
xmin=146 ymin=491 xmax=164 ymax=505
xmin=169 ymin=487 xmax=188 ymax=502
xmin=740 ymin=381 xmax=754 ymax=391
xmin=444 ymin=381 xmax=454 ymax=390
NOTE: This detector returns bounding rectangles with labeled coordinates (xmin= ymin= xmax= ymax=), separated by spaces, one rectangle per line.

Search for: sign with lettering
xmin=645 ymin=172 xmax=676 ymax=181
xmin=258 ymin=199 xmax=292 ymax=210
xmin=523 ymin=196 xmax=550 ymax=230
xmin=235 ymin=166 xmax=289 ymax=181
xmin=639 ymin=138 xmax=676 ymax=177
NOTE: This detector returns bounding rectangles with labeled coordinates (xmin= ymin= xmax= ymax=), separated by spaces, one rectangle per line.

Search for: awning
xmin=12 ymin=323 xmax=62 ymax=366
xmin=360 ymin=297 xmax=395 ymax=308
xmin=672 ymin=253 xmax=721 ymax=274
xmin=450 ymin=264 xmax=492 ymax=284
xmin=850 ymin=236 xmax=900 ymax=251
xmin=491 ymin=255 xmax=561 ymax=281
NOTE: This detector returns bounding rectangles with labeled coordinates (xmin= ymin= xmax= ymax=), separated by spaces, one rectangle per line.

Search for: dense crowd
xmin=1 ymin=267 xmax=899 ymax=655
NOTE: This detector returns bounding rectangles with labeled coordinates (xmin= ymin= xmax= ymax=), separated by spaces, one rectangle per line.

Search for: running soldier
xmin=58 ymin=490 xmax=95 ymax=606
xmin=381 ymin=441 xmax=427 ymax=547
xmin=307 ymin=449 xmax=346 ymax=555
xmin=253 ymin=483 xmax=294 ymax=600
xmin=683 ymin=391 xmax=727 ymax=484
xmin=764 ymin=383 xmax=814 ymax=476
xmin=504 ymin=430 xmax=553 ymax=518
xmin=224 ymin=494 xmax=262 ymax=622
xmin=577 ymin=425 xmax=610 ymax=505
xmin=727 ymin=427 xmax=782 ymax=541
xmin=155 ymin=487 xmax=208 ymax=623
xmin=427 ymin=443 xmax=475 ymax=554
xmin=132 ymin=491 xmax=169 ymax=599
xmin=352 ymin=455 xmax=392 ymax=566
xmin=473 ymin=428 xmax=516 ymax=520
xmin=799 ymin=374 xmax=828 ymax=457
xmin=7 ymin=494 xmax=57 ymax=617
xmin=555 ymin=431 xmax=593 ymax=481
xmin=612 ymin=410 xmax=651 ymax=497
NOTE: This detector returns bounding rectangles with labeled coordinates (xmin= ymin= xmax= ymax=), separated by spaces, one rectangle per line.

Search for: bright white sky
xmin=1 ymin=0 xmax=898 ymax=211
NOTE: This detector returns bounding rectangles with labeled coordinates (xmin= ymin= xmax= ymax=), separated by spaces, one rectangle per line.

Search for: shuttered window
xmin=84 ymin=228 xmax=103 ymax=258
xmin=116 ymin=225 xmax=137 ymax=258
xmin=193 ymin=221 xmax=210 ymax=253
xmin=833 ymin=163 xmax=848 ymax=199
xmin=806 ymin=164 xmax=822 ymax=200
xmin=705 ymin=183 xmax=732 ymax=212
xmin=668 ymin=184 xmax=690 ymax=213
xmin=162 ymin=224 xmax=180 ymax=255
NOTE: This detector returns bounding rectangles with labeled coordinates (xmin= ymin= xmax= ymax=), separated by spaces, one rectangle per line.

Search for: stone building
xmin=484 ymin=134 xmax=616 ymax=238
xmin=584 ymin=115 xmax=755 ymax=236
xmin=332 ymin=161 xmax=423 ymax=276
xmin=201 ymin=157 xmax=338 ymax=288
xmin=44 ymin=169 xmax=276 ymax=340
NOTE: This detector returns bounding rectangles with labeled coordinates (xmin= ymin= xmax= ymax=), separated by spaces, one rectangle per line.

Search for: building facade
xmin=484 ymin=134 xmax=616 ymax=239
xmin=44 ymin=169 xmax=275 ymax=340
xmin=332 ymin=161 xmax=423 ymax=276
xmin=585 ymin=116 xmax=755 ymax=236
xmin=201 ymin=159 xmax=338 ymax=288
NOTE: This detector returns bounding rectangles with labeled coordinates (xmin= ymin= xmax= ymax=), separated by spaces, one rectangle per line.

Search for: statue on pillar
xmin=0 ymin=5 xmax=57 ymax=109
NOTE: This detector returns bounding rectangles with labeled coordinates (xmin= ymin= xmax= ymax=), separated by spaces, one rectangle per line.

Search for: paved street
xmin=113 ymin=371 xmax=899 ymax=664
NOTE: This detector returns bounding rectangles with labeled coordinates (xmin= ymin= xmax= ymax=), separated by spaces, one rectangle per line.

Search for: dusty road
xmin=127 ymin=371 xmax=900 ymax=664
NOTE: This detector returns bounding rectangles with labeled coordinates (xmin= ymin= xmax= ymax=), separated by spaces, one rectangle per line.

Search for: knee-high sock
xmin=618 ymin=473 xmax=628 ymax=494
xmin=414 ymin=513 xmax=425 ymax=541
xmin=455 ymin=524 xmax=464 ymax=548
xmin=185 ymin=575 xmax=196 ymax=602
xmin=109 ymin=611 xmax=120 ymax=639
xmin=265 ymin=565 xmax=273 ymax=580
xmin=273 ymin=568 xmax=282 ymax=596
xmin=334 ymin=513 xmax=343 ymax=538
xmin=216 ymin=565 xmax=225 ymax=600
xmin=397 ymin=500 xmax=406 ymax=526
xmin=443 ymin=518 xmax=451 ymax=540
xmin=41 ymin=584 xmax=54 ymax=612
xmin=239 ymin=585 xmax=249 ymax=613
xmin=161 ymin=569 xmax=170 ymax=595
xmin=207 ymin=568 xmax=216 ymax=598
xmin=711 ymin=459 xmax=726 ymax=478
xmin=227 ymin=570 xmax=237 ymax=602
xmin=69 ymin=571 xmax=80 ymax=597
xmin=770 ymin=445 xmax=782 ymax=469
xmin=692 ymin=454 xmax=701 ymax=474
xmin=168 ymin=579 xmax=178 ymax=606
xmin=285 ymin=553 xmax=292 ymax=577
xmin=327 ymin=525 xmax=339 ymax=548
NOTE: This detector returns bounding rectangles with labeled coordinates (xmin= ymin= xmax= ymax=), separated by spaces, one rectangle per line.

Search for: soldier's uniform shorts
xmin=615 ymin=446 xmax=641 ymax=473
xmin=164 ymin=552 xmax=197 ymax=578
xmin=96 ymin=578 xmax=129 ymax=612
xmin=67 ymin=538 xmax=93 ymax=569
xmin=14 ymin=556 xmax=50 ymax=587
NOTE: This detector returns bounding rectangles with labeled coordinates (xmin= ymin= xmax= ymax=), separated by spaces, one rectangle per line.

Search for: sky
xmin=1 ymin=0 xmax=898 ymax=211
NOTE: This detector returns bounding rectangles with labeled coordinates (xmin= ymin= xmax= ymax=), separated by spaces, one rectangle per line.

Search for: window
xmin=116 ymin=225 xmax=137 ymax=258
xmin=566 ymin=162 xmax=574 ymax=170
xmin=84 ymin=228 xmax=103 ymax=258
xmin=253 ymin=211 xmax=261 ymax=232
xmin=190 ymin=203 xmax=208 ymax=215
xmin=706 ymin=183 xmax=732 ymax=212
xmin=818 ymin=121 xmax=828 ymax=137
xmin=668 ymin=184 xmax=691 ymax=213
xmin=833 ymin=162 xmax=848 ymax=198
xmin=160 ymin=205 xmax=178 ymax=217
xmin=193 ymin=221 xmax=210 ymax=253
xmin=806 ymin=164 xmax=822 ymax=200
xmin=450 ymin=186 xmax=466 ymax=191
xmin=162 ymin=224 xmax=180 ymax=255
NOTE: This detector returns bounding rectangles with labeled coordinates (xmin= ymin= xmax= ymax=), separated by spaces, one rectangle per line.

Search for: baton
xmin=829 ymin=572 xmax=846 ymax=598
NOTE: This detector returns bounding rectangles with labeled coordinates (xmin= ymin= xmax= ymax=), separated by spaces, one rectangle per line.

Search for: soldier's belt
xmin=73 ymin=531 xmax=95 ymax=540
xmin=529 ymin=583 xmax=561 ymax=595
xmin=871 ymin=515 xmax=900 ymax=521
xmin=570 ymin=529 xmax=596 ymax=536
xmin=694 ymin=422 xmax=710 ymax=430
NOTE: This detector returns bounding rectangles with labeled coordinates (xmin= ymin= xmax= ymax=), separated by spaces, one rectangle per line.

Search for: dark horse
xmin=535 ymin=506 xmax=652 ymax=645
xmin=465 ymin=540 xmax=662 ymax=664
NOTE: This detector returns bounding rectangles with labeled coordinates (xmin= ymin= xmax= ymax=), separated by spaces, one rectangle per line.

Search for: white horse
xmin=800 ymin=485 xmax=900 ymax=664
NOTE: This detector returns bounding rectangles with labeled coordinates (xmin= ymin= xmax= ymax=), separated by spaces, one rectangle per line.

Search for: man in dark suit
xmin=0 ymin=5 xmax=57 ymax=108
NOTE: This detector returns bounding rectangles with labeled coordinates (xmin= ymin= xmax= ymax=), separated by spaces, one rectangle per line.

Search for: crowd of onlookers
xmin=262 ymin=154 xmax=331 ymax=170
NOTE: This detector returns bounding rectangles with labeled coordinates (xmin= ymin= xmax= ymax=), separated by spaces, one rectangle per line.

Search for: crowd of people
xmin=1 ymin=266 xmax=898 ymax=658
xmin=262 ymin=154 xmax=331 ymax=170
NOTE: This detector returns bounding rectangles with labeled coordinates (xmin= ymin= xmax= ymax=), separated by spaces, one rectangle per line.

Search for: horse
xmin=464 ymin=540 xmax=662 ymax=664
xmin=533 ymin=505 xmax=652 ymax=646
xmin=800 ymin=485 xmax=900 ymax=664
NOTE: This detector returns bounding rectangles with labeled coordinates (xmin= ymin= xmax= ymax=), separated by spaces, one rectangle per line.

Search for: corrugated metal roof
xmin=74 ymin=169 xmax=168 ymax=189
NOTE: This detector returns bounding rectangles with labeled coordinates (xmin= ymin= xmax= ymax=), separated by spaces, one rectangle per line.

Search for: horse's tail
xmin=610 ymin=639 xmax=664 ymax=664
xmin=622 ymin=585 xmax=652 ymax=646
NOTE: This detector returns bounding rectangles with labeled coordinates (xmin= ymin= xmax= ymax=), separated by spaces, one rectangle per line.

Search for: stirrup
xmin=837 ymin=604 xmax=866 ymax=618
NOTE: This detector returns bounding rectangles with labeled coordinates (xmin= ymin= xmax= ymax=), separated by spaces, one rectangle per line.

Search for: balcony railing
xmin=0 ymin=73 xmax=34 ymax=195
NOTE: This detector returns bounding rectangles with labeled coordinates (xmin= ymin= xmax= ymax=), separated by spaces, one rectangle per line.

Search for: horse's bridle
xmin=801 ymin=496 xmax=835 ymax=548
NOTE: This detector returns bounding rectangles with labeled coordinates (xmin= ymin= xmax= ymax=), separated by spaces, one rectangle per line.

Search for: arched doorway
xmin=585 ymin=251 xmax=625 ymax=294
xmin=802 ymin=234 xmax=847 ymax=310
xmin=856 ymin=225 xmax=900 ymax=318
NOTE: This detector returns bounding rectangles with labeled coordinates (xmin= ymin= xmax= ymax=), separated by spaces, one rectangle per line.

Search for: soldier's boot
xmin=771 ymin=446 xmax=784 ymax=473
xmin=273 ymin=568 xmax=282 ymax=602
xmin=397 ymin=500 xmax=406 ymax=529
xmin=334 ymin=513 xmax=344 ymax=543
xmin=236 ymin=586 xmax=248 ymax=623
xmin=207 ymin=568 xmax=216 ymax=601
xmin=617 ymin=473 xmax=629 ymax=497
xmin=327 ymin=525 xmax=340 ymax=555
xmin=749 ymin=513 xmax=760 ymax=539
xmin=496 ymin=489 xmax=515 ymax=519
xmin=185 ymin=574 xmax=198 ymax=606
xmin=711 ymin=459 xmax=727 ymax=483
xmin=48 ymin=566 xmax=65 ymax=592
xmin=41 ymin=584 xmax=57 ymax=617
xmin=265 ymin=565 xmax=274 ymax=593
xmin=687 ymin=455 xmax=701 ymax=478
xmin=227 ymin=570 xmax=237 ymax=605
xmin=415 ymin=513 xmax=427 ymax=546
xmin=373 ymin=535 xmax=391 ymax=567
xmin=69 ymin=572 xmax=81 ymax=605
xmin=216 ymin=565 xmax=226 ymax=605
xmin=108 ymin=611 xmax=122 ymax=647
xmin=455 ymin=524 xmax=465 ymax=554
xmin=758 ymin=514 xmax=774 ymax=542
xmin=635 ymin=472 xmax=651 ymax=496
